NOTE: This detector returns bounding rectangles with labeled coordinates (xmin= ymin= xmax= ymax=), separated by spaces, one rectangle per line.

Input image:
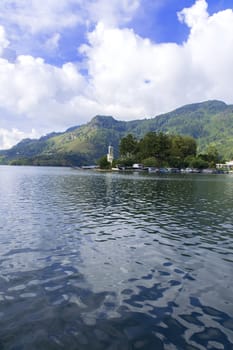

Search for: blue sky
xmin=0 ymin=0 xmax=233 ymax=148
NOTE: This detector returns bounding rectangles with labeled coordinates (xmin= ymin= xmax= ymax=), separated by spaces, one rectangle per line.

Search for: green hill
xmin=1 ymin=100 xmax=233 ymax=165
xmin=138 ymin=100 xmax=233 ymax=157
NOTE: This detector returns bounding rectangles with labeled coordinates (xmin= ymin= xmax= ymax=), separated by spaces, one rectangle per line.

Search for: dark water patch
xmin=190 ymin=327 xmax=232 ymax=349
xmin=180 ymin=312 xmax=205 ymax=327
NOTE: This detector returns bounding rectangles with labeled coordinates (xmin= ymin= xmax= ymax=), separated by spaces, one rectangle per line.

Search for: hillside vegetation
xmin=1 ymin=100 xmax=233 ymax=166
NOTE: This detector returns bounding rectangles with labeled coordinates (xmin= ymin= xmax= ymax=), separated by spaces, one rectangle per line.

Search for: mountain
xmin=1 ymin=100 xmax=233 ymax=165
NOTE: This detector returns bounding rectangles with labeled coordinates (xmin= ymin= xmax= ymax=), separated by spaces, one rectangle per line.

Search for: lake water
xmin=0 ymin=166 xmax=232 ymax=350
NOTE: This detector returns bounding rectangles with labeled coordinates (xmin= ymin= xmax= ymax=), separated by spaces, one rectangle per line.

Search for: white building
xmin=107 ymin=145 xmax=114 ymax=164
xmin=216 ymin=160 xmax=233 ymax=169
xmin=132 ymin=163 xmax=144 ymax=169
xmin=226 ymin=160 xmax=233 ymax=167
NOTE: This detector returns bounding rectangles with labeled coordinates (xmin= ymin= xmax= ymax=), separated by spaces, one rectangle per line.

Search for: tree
xmin=189 ymin=156 xmax=209 ymax=169
xmin=117 ymin=132 xmax=209 ymax=169
xmin=141 ymin=157 xmax=159 ymax=167
xmin=199 ymin=146 xmax=220 ymax=167
xmin=98 ymin=155 xmax=111 ymax=169
xmin=156 ymin=132 xmax=172 ymax=165
xmin=119 ymin=134 xmax=138 ymax=157
xmin=138 ymin=132 xmax=159 ymax=160
xmin=170 ymin=135 xmax=197 ymax=167
xmin=138 ymin=132 xmax=171 ymax=166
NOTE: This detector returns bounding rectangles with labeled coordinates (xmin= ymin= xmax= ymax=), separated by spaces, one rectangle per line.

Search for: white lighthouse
xmin=107 ymin=145 xmax=114 ymax=165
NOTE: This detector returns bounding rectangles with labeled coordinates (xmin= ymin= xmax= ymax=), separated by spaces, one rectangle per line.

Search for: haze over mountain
xmin=0 ymin=100 xmax=233 ymax=166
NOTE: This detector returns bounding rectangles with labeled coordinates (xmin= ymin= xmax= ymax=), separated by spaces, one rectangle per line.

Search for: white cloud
xmin=178 ymin=0 xmax=208 ymax=28
xmin=0 ymin=55 xmax=89 ymax=134
xmin=180 ymin=0 xmax=233 ymax=102
xmin=80 ymin=23 xmax=187 ymax=117
xmin=86 ymin=0 xmax=140 ymax=27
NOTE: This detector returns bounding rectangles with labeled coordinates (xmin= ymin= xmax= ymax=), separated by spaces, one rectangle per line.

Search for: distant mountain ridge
xmin=1 ymin=100 xmax=233 ymax=165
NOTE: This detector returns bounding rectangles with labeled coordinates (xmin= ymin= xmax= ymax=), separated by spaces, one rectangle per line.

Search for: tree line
xmin=98 ymin=132 xmax=221 ymax=169
xmin=118 ymin=132 xmax=220 ymax=168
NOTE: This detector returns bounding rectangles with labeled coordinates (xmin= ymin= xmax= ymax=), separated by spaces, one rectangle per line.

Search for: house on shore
xmin=216 ymin=160 xmax=233 ymax=170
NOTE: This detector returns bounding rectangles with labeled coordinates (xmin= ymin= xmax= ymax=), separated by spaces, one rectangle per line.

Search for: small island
xmin=98 ymin=132 xmax=231 ymax=174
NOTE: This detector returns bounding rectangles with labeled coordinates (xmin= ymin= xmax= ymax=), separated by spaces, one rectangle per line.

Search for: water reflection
xmin=0 ymin=167 xmax=232 ymax=349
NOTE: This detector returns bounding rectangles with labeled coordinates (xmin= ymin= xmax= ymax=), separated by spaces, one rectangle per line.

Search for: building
xmin=107 ymin=145 xmax=114 ymax=164
xmin=226 ymin=160 xmax=233 ymax=168
xmin=216 ymin=160 xmax=233 ymax=170
xmin=132 ymin=163 xmax=144 ymax=170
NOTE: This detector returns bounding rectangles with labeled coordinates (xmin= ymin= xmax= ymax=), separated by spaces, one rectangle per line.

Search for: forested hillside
xmin=0 ymin=100 xmax=233 ymax=165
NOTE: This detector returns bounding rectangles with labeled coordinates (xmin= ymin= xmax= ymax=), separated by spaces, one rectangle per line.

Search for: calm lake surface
xmin=0 ymin=166 xmax=232 ymax=350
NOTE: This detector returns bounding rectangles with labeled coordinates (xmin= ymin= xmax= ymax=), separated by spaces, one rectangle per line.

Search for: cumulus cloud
xmin=80 ymin=23 xmax=186 ymax=118
xmin=179 ymin=0 xmax=233 ymax=102
xmin=0 ymin=0 xmax=233 ymax=149
xmin=178 ymin=0 xmax=208 ymax=28
xmin=0 ymin=55 xmax=88 ymax=129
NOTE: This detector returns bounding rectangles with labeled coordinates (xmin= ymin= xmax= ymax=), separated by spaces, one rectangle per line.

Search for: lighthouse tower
xmin=107 ymin=145 xmax=114 ymax=165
